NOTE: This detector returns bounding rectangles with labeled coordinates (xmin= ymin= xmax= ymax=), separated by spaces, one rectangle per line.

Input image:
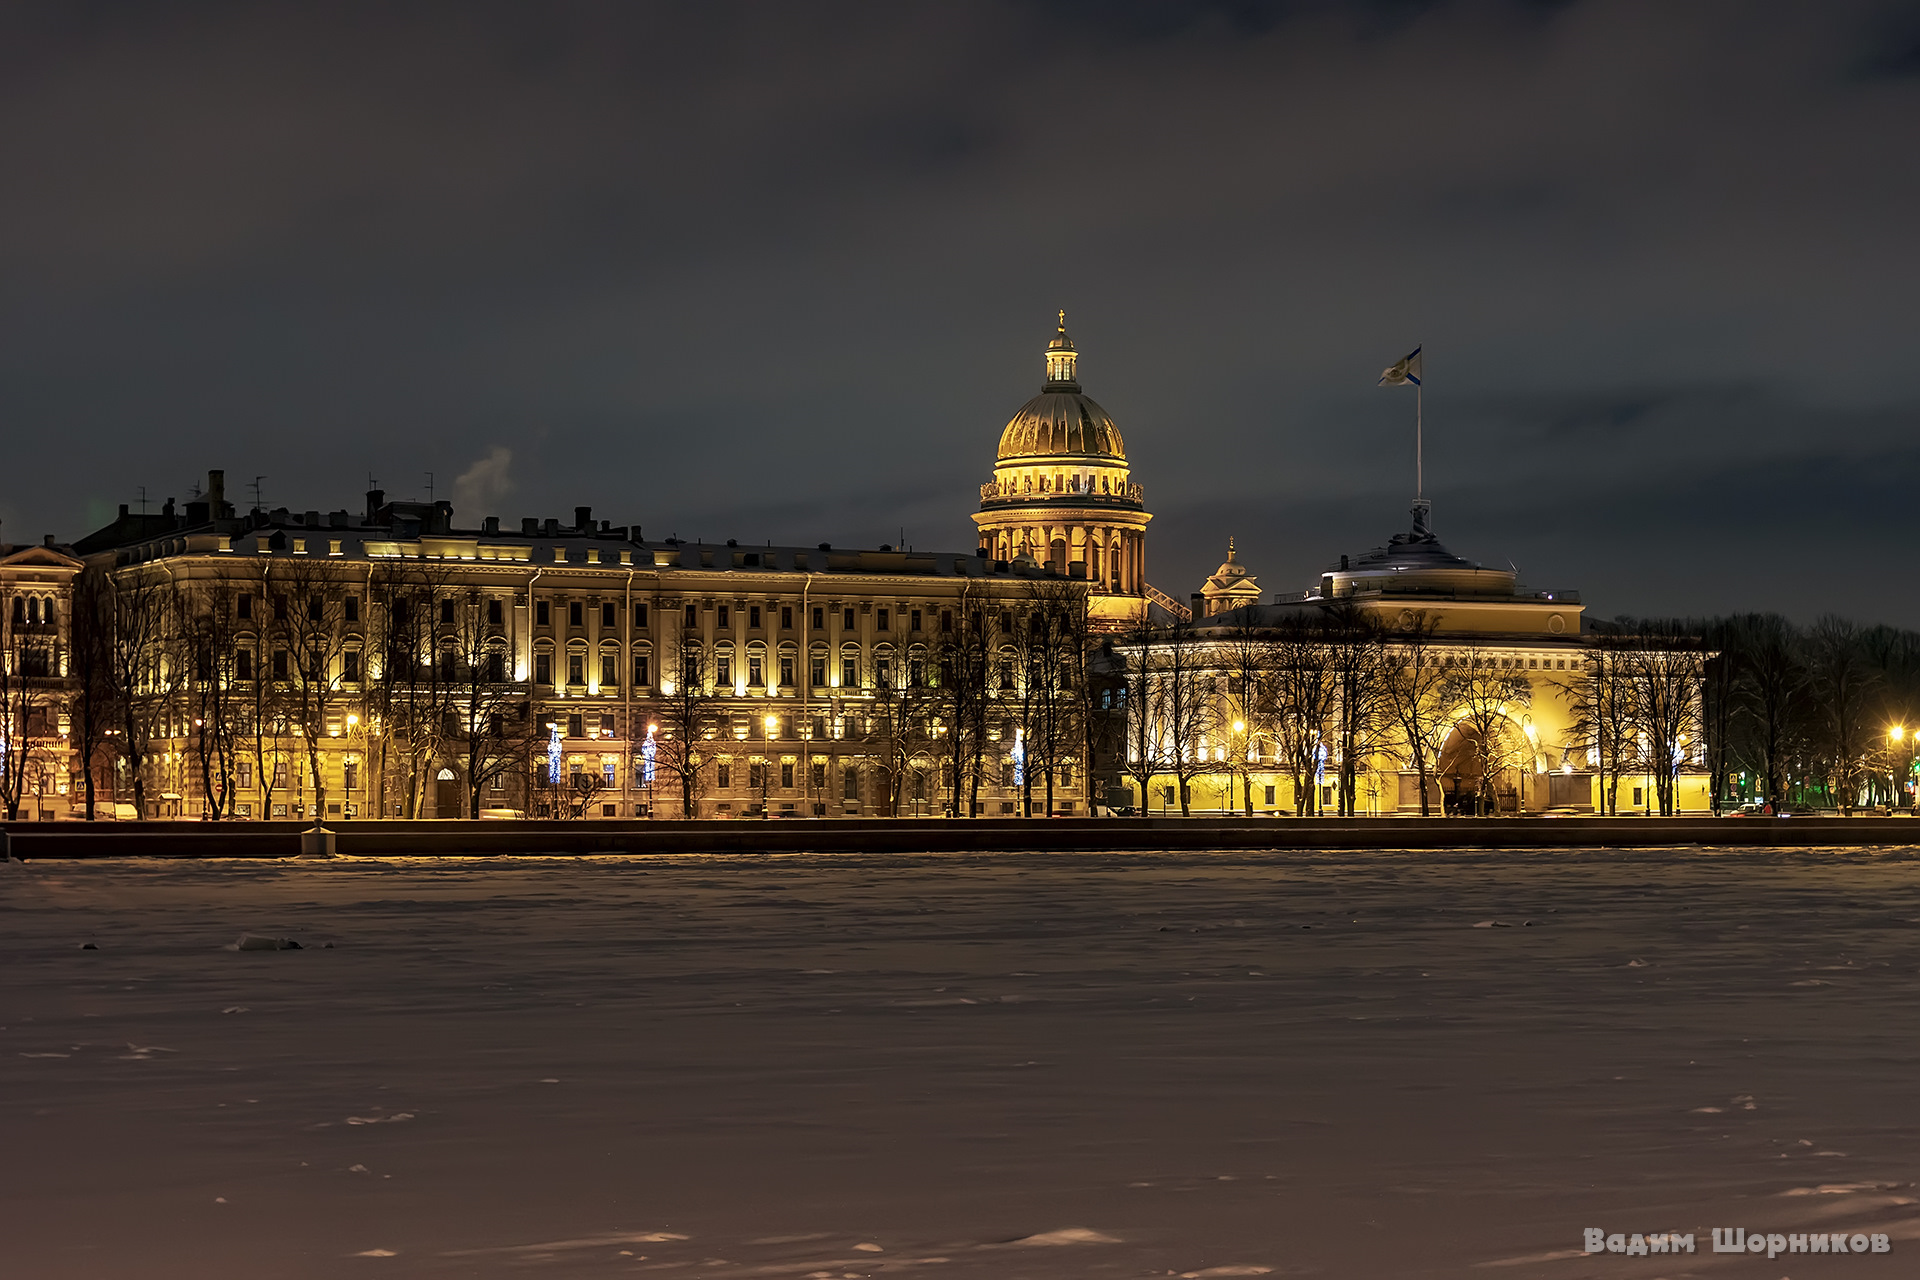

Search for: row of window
xmin=8 ymin=595 xmax=57 ymax=627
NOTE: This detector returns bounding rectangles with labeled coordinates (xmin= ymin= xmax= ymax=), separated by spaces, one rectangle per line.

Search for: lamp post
xmin=1892 ymin=726 xmax=1913 ymax=812
xmin=343 ymin=713 xmax=360 ymax=820
xmin=1231 ymin=719 xmax=1250 ymax=816
xmin=763 ymin=714 xmax=777 ymax=817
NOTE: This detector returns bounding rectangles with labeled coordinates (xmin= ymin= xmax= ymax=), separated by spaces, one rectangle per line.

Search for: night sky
xmin=5 ymin=1 xmax=1917 ymax=625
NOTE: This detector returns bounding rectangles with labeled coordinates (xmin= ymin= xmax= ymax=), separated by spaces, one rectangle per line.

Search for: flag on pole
xmin=1378 ymin=346 xmax=1422 ymax=387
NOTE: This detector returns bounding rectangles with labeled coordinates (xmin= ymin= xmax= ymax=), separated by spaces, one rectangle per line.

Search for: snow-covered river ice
xmin=4 ymin=847 xmax=1918 ymax=1278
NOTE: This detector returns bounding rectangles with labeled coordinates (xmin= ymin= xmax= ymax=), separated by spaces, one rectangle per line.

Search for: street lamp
xmin=1231 ymin=720 xmax=1250 ymax=815
xmin=1892 ymin=726 xmax=1913 ymax=811
xmin=763 ymin=714 xmax=778 ymax=817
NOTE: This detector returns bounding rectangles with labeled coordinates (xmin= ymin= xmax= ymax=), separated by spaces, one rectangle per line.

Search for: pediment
xmin=0 ymin=545 xmax=84 ymax=572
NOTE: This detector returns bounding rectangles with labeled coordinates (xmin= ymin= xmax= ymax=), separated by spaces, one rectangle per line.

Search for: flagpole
xmin=1416 ymin=380 xmax=1423 ymax=500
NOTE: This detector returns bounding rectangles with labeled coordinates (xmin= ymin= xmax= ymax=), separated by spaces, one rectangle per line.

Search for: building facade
xmin=1120 ymin=499 xmax=1713 ymax=816
xmin=0 ymin=539 xmax=83 ymax=819
xmin=73 ymin=474 xmax=1098 ymax=821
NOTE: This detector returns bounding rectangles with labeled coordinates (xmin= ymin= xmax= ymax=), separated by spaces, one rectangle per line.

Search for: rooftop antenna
xmin=425 ymin=471 xmax=435 ymax=504
xmin=137 ymin=486 xmax=148 ymax=517
xmin=249 ymin=476 xmax=266 ymax=510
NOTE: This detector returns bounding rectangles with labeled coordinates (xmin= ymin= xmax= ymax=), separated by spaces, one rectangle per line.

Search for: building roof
xmin=1319 ymin=499 xmax=1517 ymax=599
xmin=76 ymin=477 xmax=1075 ymax=585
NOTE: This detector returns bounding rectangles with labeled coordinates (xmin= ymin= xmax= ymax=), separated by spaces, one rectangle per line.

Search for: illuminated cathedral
xmin=973 ymin=313 xmax=1155 ymax=630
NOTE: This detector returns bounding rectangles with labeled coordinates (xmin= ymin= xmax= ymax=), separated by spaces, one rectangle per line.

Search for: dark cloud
xmin=1 ymin=0 xmax=1916 ymax=623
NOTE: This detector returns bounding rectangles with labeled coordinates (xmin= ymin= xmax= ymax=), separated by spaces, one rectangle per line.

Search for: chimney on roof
xmin=365 ymin=488 xmax=384 ymax=523
xmin=208 ymin=470 xmax=228 ymax=516
xmin=575 ymin=506 xmax=592 ymax=531
xmin=483 ymin=516 xmax=500 ymax=535
xmin=44 ymin=533 xmax=54 ymax=547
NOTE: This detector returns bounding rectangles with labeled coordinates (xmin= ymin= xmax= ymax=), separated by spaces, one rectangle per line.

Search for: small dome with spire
xmin=1200 ymin=537 xmax=1263 ymax=615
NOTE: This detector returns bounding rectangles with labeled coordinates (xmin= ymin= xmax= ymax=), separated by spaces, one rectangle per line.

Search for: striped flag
xmin=1379 ymin=346 xmax=1422 ymax=387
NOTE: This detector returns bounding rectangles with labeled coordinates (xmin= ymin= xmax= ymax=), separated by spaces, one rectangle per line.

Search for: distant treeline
xmin=1594 ymin=614 xmax=1920 ymax=812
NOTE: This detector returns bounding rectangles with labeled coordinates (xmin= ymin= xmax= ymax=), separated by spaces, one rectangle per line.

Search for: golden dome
xmin=995 ymin=311 xmax=1128 ymax=461
xmin=996 ymin=392 xmax=1127 ymax=461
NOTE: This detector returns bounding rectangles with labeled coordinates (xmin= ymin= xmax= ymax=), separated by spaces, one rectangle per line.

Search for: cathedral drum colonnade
xmin=973 ymin=312 xmax=1152 ymax=631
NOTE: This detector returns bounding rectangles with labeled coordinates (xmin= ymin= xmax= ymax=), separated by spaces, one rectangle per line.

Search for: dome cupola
xmin=1044 ymin=310 xmax=1079 ymax=389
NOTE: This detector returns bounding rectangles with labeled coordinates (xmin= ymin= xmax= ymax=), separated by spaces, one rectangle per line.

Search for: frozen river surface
xmin=4 ymin=847 xmax=1919 ymax=1279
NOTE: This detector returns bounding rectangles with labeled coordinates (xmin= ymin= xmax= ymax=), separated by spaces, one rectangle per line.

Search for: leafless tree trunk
xmin=1380 ymin=612 xmax=1449 ymax=816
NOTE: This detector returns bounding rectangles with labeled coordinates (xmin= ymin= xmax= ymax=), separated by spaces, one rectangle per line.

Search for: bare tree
xmin=1010 ymin=580 xmax=1088 ymax=816
xmin=1217 ymin=623 xmax=1275 ymax=815
xmin=1619 ymin=621 xmax=1706 ymax=816
xmin=1559 ymin=635 xmax=1636 ymax=815
xmin=1439 ymin=648 xmax=1533 ymax=816
xmin=865 ymin=641 xmax=934 ymax=815
xmin=177 ymin=574 xmax=245 ymax=818
xmin=379 ymin=566 xmax=461 ymax=818
xmin=655 ymin=634 xmax=719 ymax=817
xmin=928 ymin=584 xmax=995 ymax=817
xmin=1739 ymin=614 xmax=1808 ymax=809
xmin=273 ymin=558 xmax=354 ymax=819
xmin=447 ymin=588 xmax=533 ymax=817
xmin=235 ymin=560 xmax=292 ymax=819
xmin=1379 ymin=611 xmax=1450 ymax=816
xmin=1324 ymin=603 xmax=1389 ymax=815
xmin=1269 ymin=612 xmax=1338 ymax=815
xmin=1114 ymin=623 xmax=1164 ymax=815
xmin=108 ymin=567 xmax=167 ymax=818
xmin=1805 ymin=614 xmax=1877 ymax=813
xmin=1698 ymin=616 xmax=1741 ymax=815
xmin=1154 ymin=620 xmax=1218 ymax=816
xmin=68 ymin=568 xmax=121 ymax=819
